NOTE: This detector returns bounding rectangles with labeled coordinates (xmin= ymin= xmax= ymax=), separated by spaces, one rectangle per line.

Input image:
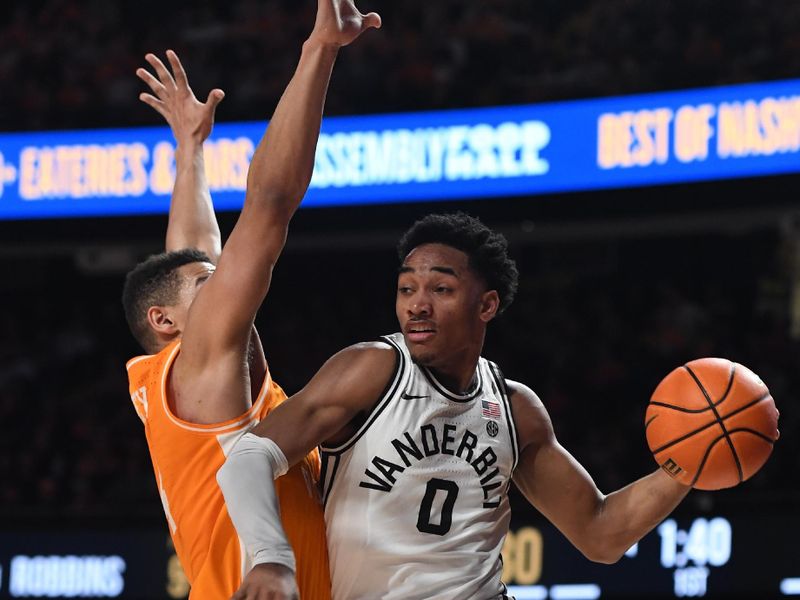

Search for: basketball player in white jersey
xmin=218 ymin=213 xmax=691 ymax=600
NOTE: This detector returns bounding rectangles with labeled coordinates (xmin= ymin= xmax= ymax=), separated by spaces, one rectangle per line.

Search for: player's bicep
xmin=252 ymin=388 xmax=353 ymax=467
xmin=251 ymin=343 xmax=398 ymax=466
xmin=510 ymin=383 xmax=605 ymax=553
xmin=514 ymin=439 xmax=603 ymax=526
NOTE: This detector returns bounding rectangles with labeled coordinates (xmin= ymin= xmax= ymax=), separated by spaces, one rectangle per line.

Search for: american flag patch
xmin=481 ymin=400 xmax=501 ymax=419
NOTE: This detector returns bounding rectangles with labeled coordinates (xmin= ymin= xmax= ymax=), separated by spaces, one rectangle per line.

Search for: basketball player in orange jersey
xmin=122 ymin=1 xmax=381 ymax=598
xmin=218 ymin=213 xmax=693 ymax=600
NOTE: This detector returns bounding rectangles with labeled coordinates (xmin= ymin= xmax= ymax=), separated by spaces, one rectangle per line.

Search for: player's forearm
xmin=165 ymin=142 xmax=222 ymax=260
xmin=591 ymin=469 xmax=689 ymax=563
xmin=244 ymin=40 xmax=339 ymax=218
xmin=217 ymin=434 xmax=296 ymax=571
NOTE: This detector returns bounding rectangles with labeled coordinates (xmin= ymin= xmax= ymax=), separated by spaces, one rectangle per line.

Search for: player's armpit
xmin=250 ymin=342 xmax=398 ymax=467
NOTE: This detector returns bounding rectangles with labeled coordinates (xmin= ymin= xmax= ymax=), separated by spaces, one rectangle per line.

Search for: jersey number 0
xmin=416 ymin=478 xmax=459 ymax=536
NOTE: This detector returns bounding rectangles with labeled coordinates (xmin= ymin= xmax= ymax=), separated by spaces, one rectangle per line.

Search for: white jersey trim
xmin=420 ymin=364 xmax=484 ymax=402
xmin=487 ymin=361 xmax=520 ymax=472
xmin=158 ymin=342 xmax=271 ymax=434
xmin=319 ymin=451 xmax=340 ymax=507
xmin=125 ymin=354 xmax=150 ymax=370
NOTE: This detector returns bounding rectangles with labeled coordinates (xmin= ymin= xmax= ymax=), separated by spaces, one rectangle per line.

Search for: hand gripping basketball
xmin=645 ymin=358 xmax=779 ymax=490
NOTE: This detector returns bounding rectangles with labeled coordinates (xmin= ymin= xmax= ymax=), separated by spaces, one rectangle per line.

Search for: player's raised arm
xmin=180 ymin=0 xmax=381 ymax=363
xmin=137 ymin=50 xmax=224 ymax=261
xmin=509 ymin=381 xmax=690 ymax=564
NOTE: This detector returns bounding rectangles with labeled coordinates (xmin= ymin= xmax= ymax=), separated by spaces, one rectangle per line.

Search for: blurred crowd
xmin=0 ymin=259 xmax=156 ymax=516
xmin=0 ymin=228 xmax=796 ymax=518
xmin=2 ymin=0 xmax=798 ymax=521
xmin=3 ymin=0 xmax=800 ymax=131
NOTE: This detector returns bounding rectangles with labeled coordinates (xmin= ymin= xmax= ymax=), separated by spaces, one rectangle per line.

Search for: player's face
xmin=171 ymin=261 xmax=216 ymax=331
xmin=396 ymin=243 xmax=494 ymax=370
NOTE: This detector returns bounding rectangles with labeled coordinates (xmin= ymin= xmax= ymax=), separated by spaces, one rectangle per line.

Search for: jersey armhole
xmin=488 ymin=361 xmax=520 ymax=471
xmin=320 ymin=336 xmax=405 ymax=455
xmin=157 ymin=342 xmax=272 ymax=435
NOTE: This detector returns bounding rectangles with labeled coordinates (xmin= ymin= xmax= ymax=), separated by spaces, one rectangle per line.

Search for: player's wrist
xmin=175 ymin=140 xmax=204 ymax=160
xmin=251 ymin=552 xmax=297 ymax=574
xmin=251 ymin=562 xmax=295 ymax=575
xmin=302 ymin=36 xmax=342 ymax=57
xmin=655 ymin=466 xmax=692 ymax=490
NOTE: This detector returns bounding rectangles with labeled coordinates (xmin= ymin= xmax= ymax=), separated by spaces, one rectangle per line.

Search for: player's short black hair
xmin=122 ymin=248 xmax=211 ymax=352
xmin=397 ymin=212 xmax=519 ymax=314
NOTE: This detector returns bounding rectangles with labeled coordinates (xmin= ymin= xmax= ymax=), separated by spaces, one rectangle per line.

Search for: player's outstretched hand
xmin=136 ymin=50 xmax=224 ymax=147
xmin=231 ymin=563 xmax=299 ymax=600
xmin=308 ymin=0 xmax=381 ymax=48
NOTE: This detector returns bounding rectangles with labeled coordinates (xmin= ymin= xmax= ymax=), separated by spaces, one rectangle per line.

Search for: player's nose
xmin=408 ymin=293 xmax=432 ymax=316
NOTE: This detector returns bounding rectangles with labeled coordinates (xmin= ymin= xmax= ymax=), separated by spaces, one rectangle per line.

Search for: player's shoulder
xmin=505 ymin=379 xmax=554 ymax=449
xmin=505 ymin=379 xmax=544 ymax=409
xmin=303 ymin=340 xmax=400 ymax=414
xmin=333 ymin=340 xmax=398 ymax=363
xmin=328 ymin=341 xmax=398 ymax=378
xmin=318 ymin=340 xmax=399 ymax=387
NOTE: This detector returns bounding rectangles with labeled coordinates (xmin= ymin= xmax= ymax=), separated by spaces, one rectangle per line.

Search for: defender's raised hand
xmin=136 ymin=50 xmax=224 ymax=147
xmin=136 ymin=49 xmax=223 ymax=259
xmin=308 ymin=0 xmax=381 ymax=47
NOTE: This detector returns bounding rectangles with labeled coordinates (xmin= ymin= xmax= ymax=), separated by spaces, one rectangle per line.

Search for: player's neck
xmin=427 ymin=351 xmax=481 ymax=396
xmin=430 ymin=367 xmax=479 ymax=396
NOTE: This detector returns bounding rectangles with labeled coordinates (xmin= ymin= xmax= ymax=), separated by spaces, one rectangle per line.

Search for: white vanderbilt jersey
xmin=320 ymin=332 xmax=519 ymax=600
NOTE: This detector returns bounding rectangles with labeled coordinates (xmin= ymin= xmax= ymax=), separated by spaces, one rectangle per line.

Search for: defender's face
xmin=396 ymin=243 xmax=490 ymax=368
xmin=170 ymin=261 xmax=216 ymax=331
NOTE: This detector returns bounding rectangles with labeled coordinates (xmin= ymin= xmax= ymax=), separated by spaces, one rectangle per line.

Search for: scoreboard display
xmin=1 ymin=79 xmax=800 ymax=220
xmin=0 ymin=510 xmax=796 ymax=598
xmin=503 ymin=511 xmax=798 ymax=599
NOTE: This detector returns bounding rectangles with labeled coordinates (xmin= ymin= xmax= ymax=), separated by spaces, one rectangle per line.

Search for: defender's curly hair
xmin=397 ymin=212 xmax=519 ymax=314
xmin=122 ymin=248 xmax=211 ymax=352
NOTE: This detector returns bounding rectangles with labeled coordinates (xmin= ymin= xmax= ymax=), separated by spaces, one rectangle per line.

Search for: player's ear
xmin=479 ymin=290 xmax=500 ymax=323
xmin=147 ymin=305 xmax=180 ymax=336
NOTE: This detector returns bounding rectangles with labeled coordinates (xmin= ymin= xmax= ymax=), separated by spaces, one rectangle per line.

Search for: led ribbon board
xmin=1 ymin=79 xmax=799 ymax=219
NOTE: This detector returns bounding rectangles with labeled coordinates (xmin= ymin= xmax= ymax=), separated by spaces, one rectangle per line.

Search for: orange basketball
xmin=645 ymin=358 xmax=779 ymax=490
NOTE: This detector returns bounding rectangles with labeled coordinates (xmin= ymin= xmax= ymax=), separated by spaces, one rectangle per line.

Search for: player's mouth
xmin=405 ymin=322 xmax=436 ymax=343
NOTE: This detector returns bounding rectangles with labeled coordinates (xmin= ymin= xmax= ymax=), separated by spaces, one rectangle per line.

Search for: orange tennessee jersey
xmin=126 ymin=340 xmax=330 ymax=600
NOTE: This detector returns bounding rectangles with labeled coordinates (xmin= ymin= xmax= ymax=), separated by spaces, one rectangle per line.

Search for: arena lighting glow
xmin=8 ymin=555 xmax=126 ymax=597
xmin=782 ymin=579 xmax=800 ymax=595
xmin=0 ymin=78 xmax=799 ymax=219
xmin=506 ymin=584 xmax=602 ymax=600
xmin=506 ymin=585 xmax=548 ymax=599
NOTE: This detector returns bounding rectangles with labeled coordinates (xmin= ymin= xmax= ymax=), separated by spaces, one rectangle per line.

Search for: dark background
xmin=0 ymin=0 xmax=798 ymax=597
